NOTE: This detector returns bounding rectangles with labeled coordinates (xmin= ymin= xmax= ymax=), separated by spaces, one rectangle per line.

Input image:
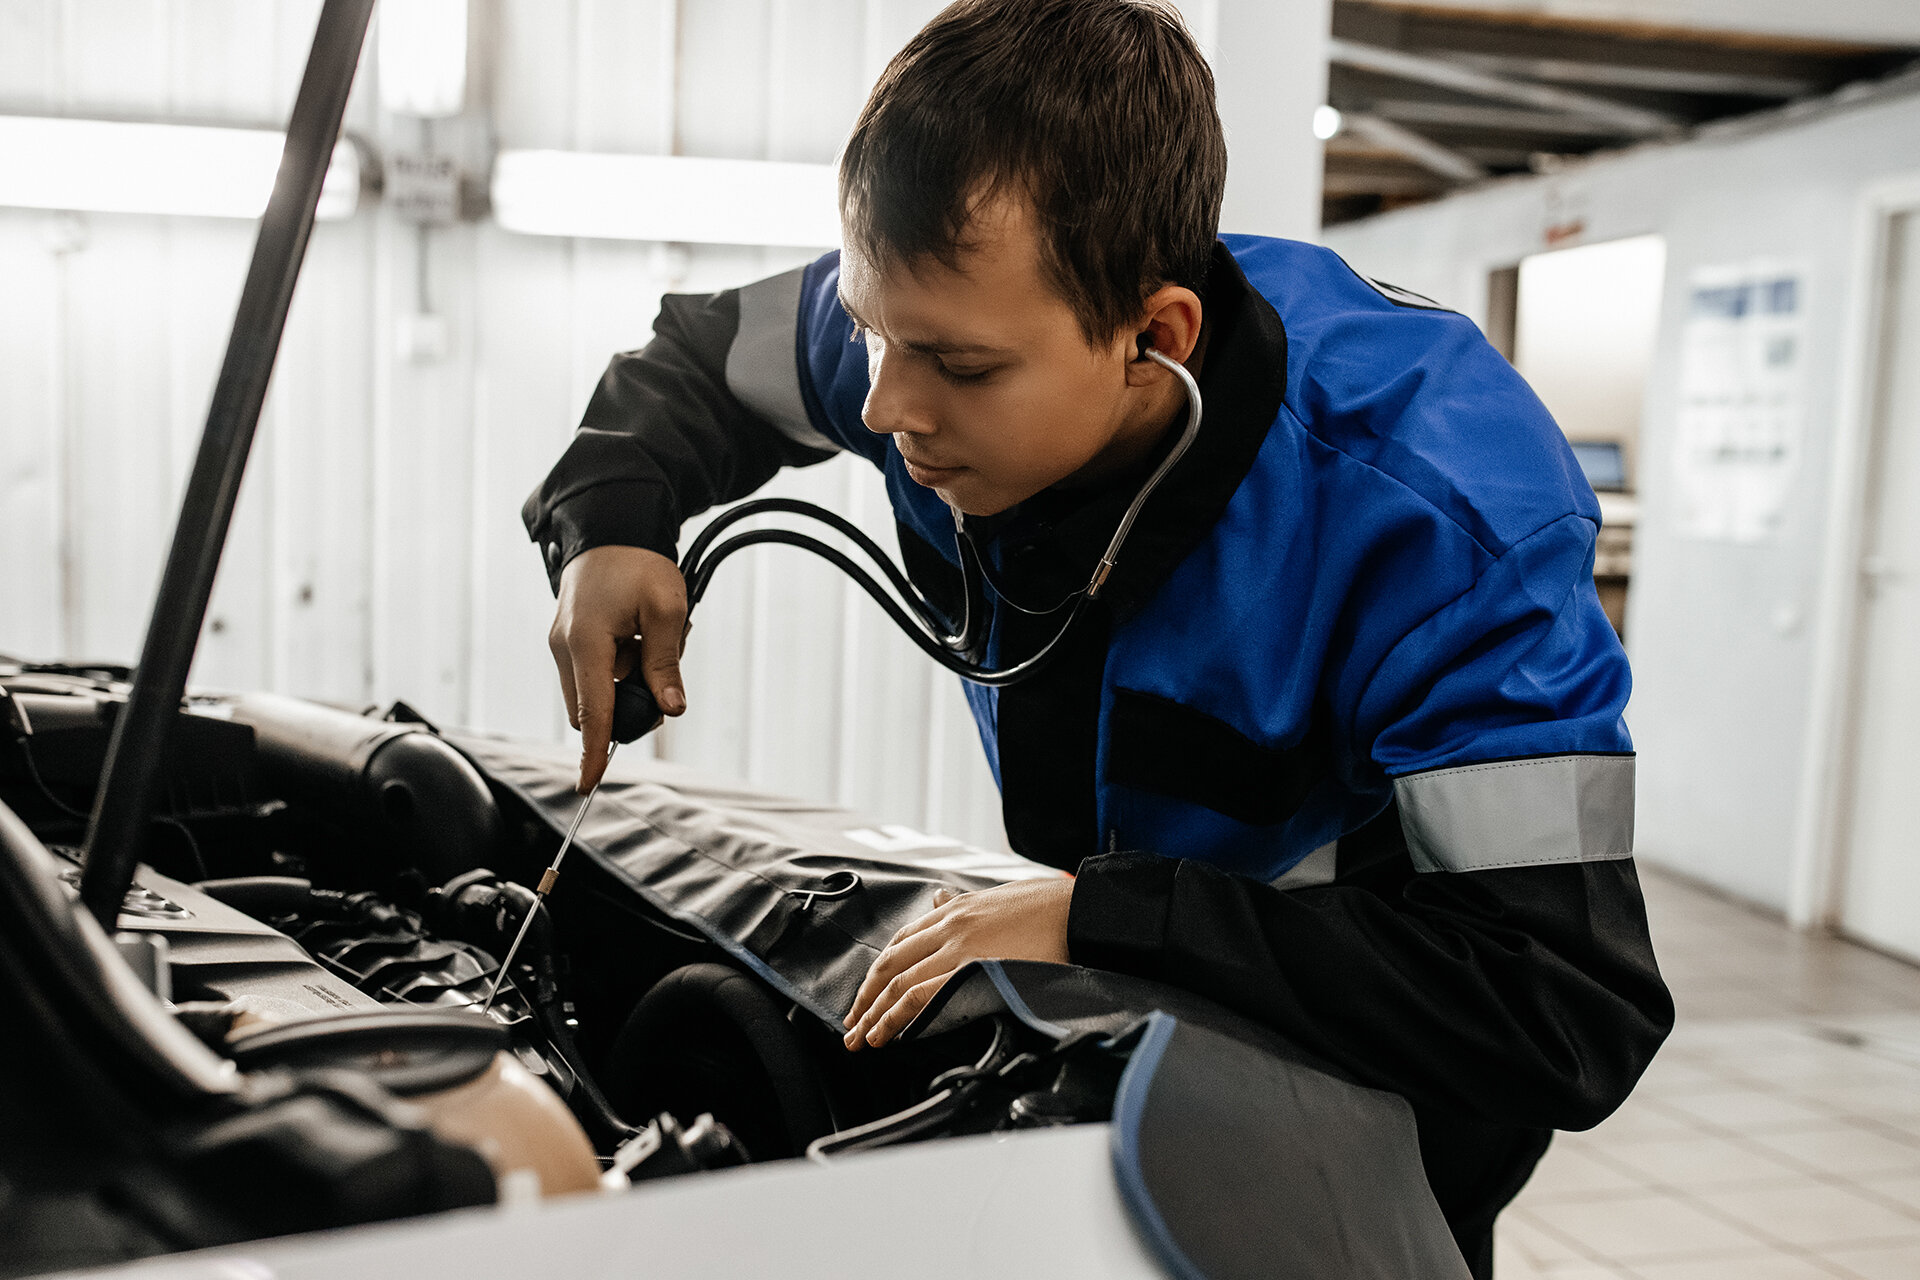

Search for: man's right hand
xmin=549 ymin=545 xmax=689 ymax=793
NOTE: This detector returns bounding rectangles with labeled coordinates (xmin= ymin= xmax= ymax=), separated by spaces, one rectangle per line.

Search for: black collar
xmin=979 ymin=242 xmax=1290 ymax=620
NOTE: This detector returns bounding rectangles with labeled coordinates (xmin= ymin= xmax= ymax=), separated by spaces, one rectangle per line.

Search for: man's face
xmin=837 ymin=196 xmax=1159 ymax=516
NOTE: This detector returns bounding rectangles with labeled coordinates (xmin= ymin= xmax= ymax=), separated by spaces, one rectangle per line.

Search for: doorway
xmin=1838 ymin=208 xmax=1920 ymax=964
xmin=1495 ymin=235 xmax=1667 ymax=637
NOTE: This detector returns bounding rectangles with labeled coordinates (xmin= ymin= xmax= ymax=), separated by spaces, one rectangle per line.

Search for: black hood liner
xmin=448 ymin=732 xmax=1064 ymax=1031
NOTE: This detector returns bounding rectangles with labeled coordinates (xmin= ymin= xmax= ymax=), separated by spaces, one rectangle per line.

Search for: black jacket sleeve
xmin=521 ymin=288 xmax=837 ymax=593
xmin=1067 ymin=849 xmax=1673 ymax=1132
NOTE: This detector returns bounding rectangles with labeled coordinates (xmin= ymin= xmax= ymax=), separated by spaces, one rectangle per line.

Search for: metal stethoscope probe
xmin=678 ymin=346 xmax=1204 ymax=686
xmin=482 ymin=348 xmax=1201 ymax=1012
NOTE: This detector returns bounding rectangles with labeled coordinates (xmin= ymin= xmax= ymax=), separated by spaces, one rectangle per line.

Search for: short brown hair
xmin=839 ymin=0 xmax=1226 ymax=343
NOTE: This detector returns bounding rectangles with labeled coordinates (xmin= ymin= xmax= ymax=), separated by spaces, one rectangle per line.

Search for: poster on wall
xmin=1671 ymin=261 xmax=1808 ymax=543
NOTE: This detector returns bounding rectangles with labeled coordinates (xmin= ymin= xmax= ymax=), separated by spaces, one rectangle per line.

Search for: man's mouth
xmin=900 ymin=455 xmax=967 ymax=486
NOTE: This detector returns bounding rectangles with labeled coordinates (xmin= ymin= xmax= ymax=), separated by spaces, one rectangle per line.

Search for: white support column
xmin=1208 ymin=0 xmax=1333 ymax=243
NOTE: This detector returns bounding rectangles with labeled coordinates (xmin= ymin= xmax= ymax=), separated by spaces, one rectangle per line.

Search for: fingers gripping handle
xmin=613 ymin=676 xmax=663 ymax=744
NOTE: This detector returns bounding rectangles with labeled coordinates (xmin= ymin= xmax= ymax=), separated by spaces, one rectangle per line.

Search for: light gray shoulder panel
xmin=725 ymin=266 xmax=838 ymax=453
xmin=1394 ymin=754 xmax=1635 ymax=874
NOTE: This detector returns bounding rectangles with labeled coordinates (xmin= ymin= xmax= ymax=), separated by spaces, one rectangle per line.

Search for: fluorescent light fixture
xmin=378 ymin=0 xmax=469 ymax=119
xmin=492 ymin=150 xmax=841 ymax=248
xmin=0 ymin=115 xmax=360 ymax=221
xmin=1313 ymin=105 xmax=1344 ymax=141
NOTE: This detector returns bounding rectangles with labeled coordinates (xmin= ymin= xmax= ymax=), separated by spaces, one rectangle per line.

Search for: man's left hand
xmin=842 ymin=877 xmax=1075 ymax=1051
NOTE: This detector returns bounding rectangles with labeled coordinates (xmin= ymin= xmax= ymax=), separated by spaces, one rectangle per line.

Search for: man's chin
xmin=940 ymin=483 xmax=1021 ymax=519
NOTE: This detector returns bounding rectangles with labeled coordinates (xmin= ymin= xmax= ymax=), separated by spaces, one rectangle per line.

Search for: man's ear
xmin=1125 ymin=285 xmax=1203 ymax=385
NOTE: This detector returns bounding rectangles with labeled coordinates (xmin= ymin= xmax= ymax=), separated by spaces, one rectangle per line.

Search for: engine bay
xmin=0 ymin=661 xmax=1097 ymax=1188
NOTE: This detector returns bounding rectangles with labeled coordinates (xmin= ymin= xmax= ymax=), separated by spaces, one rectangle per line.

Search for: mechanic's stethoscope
xmin=679 ymin=347 xmax=1203 ymax=687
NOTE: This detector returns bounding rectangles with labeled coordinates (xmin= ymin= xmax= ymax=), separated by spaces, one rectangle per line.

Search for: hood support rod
xmin=80 ymin=0 xmax=376 ymax=929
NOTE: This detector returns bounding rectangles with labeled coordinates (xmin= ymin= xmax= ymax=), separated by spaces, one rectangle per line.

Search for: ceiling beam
xmin=1329 ymin=36 xmax=1685 ymax=135
xmin=1366 ymin=97 xmax=1641 ymax=136
xmin=1340 ymin=112 xmax=1491 ymax=181
xmin=1445 ymin=51 xmax=1813 ymax=98
xmin=1332 ymin=2 xmax=1920 ymax=52
xmin=1321 ymin=167 xmax=1449 ymax=197
xmin=1449 ymin=145 xmax=1543 ymax=168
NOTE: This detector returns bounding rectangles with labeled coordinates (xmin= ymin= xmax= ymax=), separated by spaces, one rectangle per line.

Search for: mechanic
xmin=526 ymin=1 xmax=1672 ymax=1273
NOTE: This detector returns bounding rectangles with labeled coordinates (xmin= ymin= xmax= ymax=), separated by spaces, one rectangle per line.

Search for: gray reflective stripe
xmin=726 ymin=266 xmax=837 ymax=452
xmin=1394 ymin=754 xmax=1634 ymax=873
xmin=1270 ymin=840 xmax=1337 ymax=889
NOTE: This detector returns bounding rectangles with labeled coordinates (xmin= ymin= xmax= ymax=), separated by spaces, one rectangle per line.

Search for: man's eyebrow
xmin=835 ymin=293 xmax=1012 ymax=357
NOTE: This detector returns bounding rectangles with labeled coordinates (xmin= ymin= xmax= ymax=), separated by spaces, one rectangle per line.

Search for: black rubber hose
xmin=687 ymin=529 xmax=952 ymax=652
xmin=679 ymin=496 xmax=953 ymax=632
xmin=686 ymin=528 xmax=1085 ymax=686
xmin=608 ymin=963 xmax=834 ymax=1160
xmin=527 ymin=971 xmax=639 ymax=1146
xmin=192 ymin=876 xmax=314 ymax=917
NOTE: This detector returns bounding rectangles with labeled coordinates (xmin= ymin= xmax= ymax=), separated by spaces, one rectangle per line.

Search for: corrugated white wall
xmin=0 ymin=0 xmax=1010 ymax=848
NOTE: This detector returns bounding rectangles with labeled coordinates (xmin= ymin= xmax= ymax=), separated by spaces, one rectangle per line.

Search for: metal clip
xmin=788 ymin=869 xmax=861 ymax=913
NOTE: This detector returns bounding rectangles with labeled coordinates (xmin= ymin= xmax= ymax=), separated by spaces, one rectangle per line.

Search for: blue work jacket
xmin=786 ymin=235 xmax=1634 ymax=883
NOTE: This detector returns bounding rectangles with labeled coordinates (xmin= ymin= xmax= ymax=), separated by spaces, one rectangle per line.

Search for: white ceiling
xmin=1372 ymin=1 xmax=1920 ymax=46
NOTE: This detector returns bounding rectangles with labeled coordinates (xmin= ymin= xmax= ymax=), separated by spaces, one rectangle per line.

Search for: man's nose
xmin=860 ymin=341 xmax=933 ymax=438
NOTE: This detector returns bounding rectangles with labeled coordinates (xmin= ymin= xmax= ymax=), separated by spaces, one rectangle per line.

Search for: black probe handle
xmin=612 ymin=677 xmax=664 ymax=744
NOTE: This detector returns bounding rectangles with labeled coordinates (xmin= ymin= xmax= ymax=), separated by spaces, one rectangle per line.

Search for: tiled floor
xmin=1497 ymin=868 xmax=1920 ymax=1279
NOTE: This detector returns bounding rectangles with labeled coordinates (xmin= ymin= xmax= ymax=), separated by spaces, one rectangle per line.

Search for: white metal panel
xmin=572 ymin=0 xmax=676 ymax=154
xmin=490 ymin=0 xmax=578 ymax=151
xmin=0 ymin=211 xmax=65 ymax=659
xmin=679 ymin=0 xmax=771 ymax=161
xmin=60 ymin=217 xmax=176 ymax=664
xmin=1839 ymin=209 xmax=1920 ymax=963
xmin=0 ymin=0 xmax=59 ymax=106
xmin=767 ymin=0 xmax=870 ymax=163
xmin=171 ymin=218 xmax=262 ymax=694
xmin=58 ymin=0 xmax=169 ymax=116
xmin=164 ymin=0 xmax=280 ymax=120
xmin=469 ymin=226 xmax=579 ymax=744
xmin=368 ymin=218 xmax=481 ymax=724
xmin=263 ymin=218 xmax=379 ymax=705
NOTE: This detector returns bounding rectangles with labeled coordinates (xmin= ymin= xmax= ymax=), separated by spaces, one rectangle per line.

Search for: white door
xmin=1841 ymin=209 xmax=1920 ymax=962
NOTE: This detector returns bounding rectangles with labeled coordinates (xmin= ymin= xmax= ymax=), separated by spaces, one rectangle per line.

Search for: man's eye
xmin=937 ymin=363 xmax=992 ymax=384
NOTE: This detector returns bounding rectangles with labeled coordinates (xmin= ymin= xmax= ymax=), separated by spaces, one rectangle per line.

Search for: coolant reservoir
xmin=227 ymin=1009 xmax=600 ymax=1200
xmin=411 ymin=1051 xmax=602 ymax=1199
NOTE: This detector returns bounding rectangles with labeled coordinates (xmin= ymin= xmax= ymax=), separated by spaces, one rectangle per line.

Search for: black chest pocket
xmin=1105 ymin=689 xmax=1324 ymax=827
